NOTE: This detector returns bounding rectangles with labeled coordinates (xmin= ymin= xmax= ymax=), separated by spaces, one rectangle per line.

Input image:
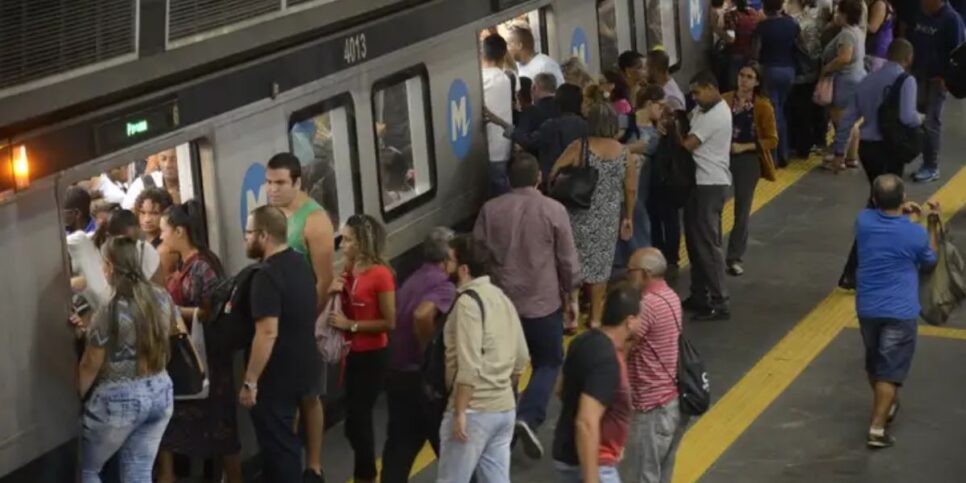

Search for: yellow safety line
xmin=843 ymin=320 xmax=966 ymax=341
xmin=672 ymin=162 xmax=966 ymax=483
xmin=345 ymin=156 xmax=823 ymax=482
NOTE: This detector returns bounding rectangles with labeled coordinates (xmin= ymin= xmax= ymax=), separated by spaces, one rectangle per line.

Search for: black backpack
xmin=641 ymin=294 xmax=711 ymax=416
xmin=652 ymin=112 xmax=696 ymax=208
xmin=421 ymin=289 xmax=485 ymax=404
xmin=878 ymin=73 xmax=923 ymax=164
xmin=203 ymin=262 xmax=265 ymax=355
xmin=947 ymin=41 xmax=966 ymax=99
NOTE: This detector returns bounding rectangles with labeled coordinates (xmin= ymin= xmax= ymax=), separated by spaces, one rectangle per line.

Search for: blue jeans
xmin=437 ymin=409 xmax=515 ymax=483
xmin=81 ymin=372 xmax=173 ymax=483
xmin=858 ymin=317 xmax=918 ymax=385
xmin=916 ymin=76 xmax=948 ymax=170
xmin=553 ymin=461 xmax=622 ymax=483
xmin=488 ymin=161 xmax=510 ymax=198
xmin=764 ymin=65 xmax=795 ymax=163
xmin=517 ymin=310 xmax=564 ymax=429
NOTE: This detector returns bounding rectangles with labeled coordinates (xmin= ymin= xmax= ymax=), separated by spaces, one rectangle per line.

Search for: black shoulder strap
xmin=886 ymin=73 xmax=909 ymax=104
xmin=459 ymin=289 xmax=486 ymax=355
xmin=640 ymin=293 xmax=682 ymax=383
xmin=142 ymin=173 xmax=156 ymax=188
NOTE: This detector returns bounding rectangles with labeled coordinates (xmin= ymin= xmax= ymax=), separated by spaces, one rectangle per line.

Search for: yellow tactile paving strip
xmin=672 ymin=162 xmax=966 ymax=483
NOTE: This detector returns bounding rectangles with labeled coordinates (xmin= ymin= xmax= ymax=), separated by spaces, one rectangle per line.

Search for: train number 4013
xmin=344 ymin=34 xmax=368 ymax=65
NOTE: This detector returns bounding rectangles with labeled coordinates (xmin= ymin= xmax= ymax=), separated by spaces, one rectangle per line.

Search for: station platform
xmin=308 ymin=102 xmax=966 ymax=483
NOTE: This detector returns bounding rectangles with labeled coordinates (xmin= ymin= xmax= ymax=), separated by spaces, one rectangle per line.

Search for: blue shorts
xmin=858 ymin=318 xmax=918 ymax=385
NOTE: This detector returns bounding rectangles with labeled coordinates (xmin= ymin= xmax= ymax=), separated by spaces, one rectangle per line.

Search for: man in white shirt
xmin=482 ymin=34 xmax=515 ymax=197
xmin=121 ymin=148 xmax=181 ymax=210
xmin=679 ymin=71 xmax=732 ymax=321
xmin=508 ymin=27 xmax=565 ymax=87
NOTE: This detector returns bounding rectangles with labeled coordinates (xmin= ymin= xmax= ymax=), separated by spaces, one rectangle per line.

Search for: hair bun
xmin=583 ymin=83 xmax=607 ymax=104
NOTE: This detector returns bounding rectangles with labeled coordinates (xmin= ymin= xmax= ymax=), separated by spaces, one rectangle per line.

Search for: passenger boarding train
xmin=0 ymin=0 xmax=711 ymax=479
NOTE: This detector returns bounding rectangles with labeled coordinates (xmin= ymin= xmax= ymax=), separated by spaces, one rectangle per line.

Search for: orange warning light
xmin=12 ymin=145 xmax=29 ymax=190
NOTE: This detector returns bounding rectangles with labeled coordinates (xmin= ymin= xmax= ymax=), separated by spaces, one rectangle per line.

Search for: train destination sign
xmin=94 ymin=99 xmax=180 ymax=156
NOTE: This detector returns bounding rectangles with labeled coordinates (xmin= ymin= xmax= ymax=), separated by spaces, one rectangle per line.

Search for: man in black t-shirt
xmin=553 ymin=284 xmax=640 ymax=482
xmin=239 ymin=205 xmax=324 ymax=483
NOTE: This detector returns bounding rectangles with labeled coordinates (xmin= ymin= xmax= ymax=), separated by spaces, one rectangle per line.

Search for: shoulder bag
xmin=549 ymin=135 xmax=599 ymax=210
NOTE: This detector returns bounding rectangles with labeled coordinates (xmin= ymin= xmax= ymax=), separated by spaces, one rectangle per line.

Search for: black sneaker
xmin=838 ymin=274 xmax=856 ymax=290
xmin=867 ymin=430 xmax=896 ymax=449
xmin=303 ymin=469 xmax=325 ymax=483
xmin=887 ymin=400 xmax=900 ymax=424
xmin=693 ymin=306 xmax=731 ymax=321
xmin=514 ymin=420 xmax=544 ymax=460
xmin=682 ymin=296 xmax=710 ymax=312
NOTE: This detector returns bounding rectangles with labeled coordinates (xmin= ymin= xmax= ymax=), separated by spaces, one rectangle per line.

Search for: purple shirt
xmin=390 ymin=263 xmax=456 ymax=371
xmin=473 ymin=187 xmax=580 ymax=319
xmin=835 ymin=61 xmax=921 ymax=153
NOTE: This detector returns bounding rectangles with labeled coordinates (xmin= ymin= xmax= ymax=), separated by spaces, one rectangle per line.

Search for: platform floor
xmin=305 ymin=102 xmax=966 ymax=483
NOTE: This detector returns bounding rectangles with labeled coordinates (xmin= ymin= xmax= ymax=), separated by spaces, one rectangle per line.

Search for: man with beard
xmin=240 ymin=205 xmax=324 ymax=482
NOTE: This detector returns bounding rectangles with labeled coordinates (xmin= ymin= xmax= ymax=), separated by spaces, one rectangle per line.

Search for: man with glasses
xmin=240 ymin=205 xmax=324 ymax=482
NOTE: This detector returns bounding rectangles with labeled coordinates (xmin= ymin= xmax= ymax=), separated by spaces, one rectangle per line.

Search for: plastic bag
xmin=174 ymin=309 xmax=210 ymax=400
xmin=315 ymin=297 xmax=350 ymax=364
xmin=919 ymin=216 xmax=966 ymax=325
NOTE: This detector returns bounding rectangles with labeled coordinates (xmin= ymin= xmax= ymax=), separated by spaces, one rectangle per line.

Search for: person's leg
xmin=589 ymin=282 xmax=607 ymax=328
xmin=474 ymin=410 xmax=515 ymax=483
xmin=552 ymin=461 xmax=584 ymax=483
xmin=598 ymin=466 xmax=623 ymax=483
xmin=250 ymin=395 xmax=303 ymax=482
xmin=117 ymin=376 xmax=174 ymax=483
xmin=632 ymin=403 xmax=678 ymax=483
xmin=155 ymin=450 xmax=176 ymax=483
xmin=300 ymin=395 xmax=325 ymax=477
xmin=916 ymin=78 xmax=947 ymax=176
xmin=870 ymin=319 xmax=918 ymax=431
xmin=517 ymin=311 xmax=564 ymax=430
xmin=726 ymin=153 xmax=760 ymax=269
xmin=696 ymin=186 xmax=729 ymax=310
xmin=437 ymin=411 xmax=487 ymax=483
xmin=80 ymin=384 xmax=141 ymax=483
xmin=775 ymin=67 xmax=795 ymax=164
xmin=684 ymin=191 xmax=709 ymax=304
xmin=345 ymin=349 xmax=388 ymax=482
xmin=381 ymin=371 xmax=430 ymax=483
xmin=660 ymin=406 xmax=690 ymax=483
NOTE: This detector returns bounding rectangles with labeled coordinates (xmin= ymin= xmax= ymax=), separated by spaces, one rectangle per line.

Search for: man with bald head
xmin=122 ymin=148 xmax=182 ymax=209
xmin=854 ymin=173 xmax=938 ymax=449
xmin=624 ymin=248 xmax=688 ymax=483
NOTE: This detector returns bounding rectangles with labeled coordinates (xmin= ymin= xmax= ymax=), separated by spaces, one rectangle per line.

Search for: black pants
xmin=684 ymin=185 xmax=730 ymax=306
xmin=379 ymin=371 xmax=443 ymax=483
xmin=647 ymin=186 xmax=682 ymax=266
xmin=787 ymin=81 xmax=829 ymax=157
xmin=345 ymin=348 xmax=389 ymax=480
xmin=250 ymin=394 xmax=302 ymax=483
xmin=841 ymin=141 xmax=906 ymax=282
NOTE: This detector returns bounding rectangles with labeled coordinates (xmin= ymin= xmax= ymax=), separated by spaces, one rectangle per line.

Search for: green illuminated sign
xmin=126 ymin=120 xmax=148 ymax=137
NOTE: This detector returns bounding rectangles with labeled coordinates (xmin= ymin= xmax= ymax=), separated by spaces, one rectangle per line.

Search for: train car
xmin=0 ymin=0 xmax=713 ymax=479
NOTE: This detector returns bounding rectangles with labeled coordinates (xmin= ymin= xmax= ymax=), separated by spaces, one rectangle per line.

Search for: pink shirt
xmin=613 ymin=99 xmax=633 ymax=116
xmin=627 ymin=280 xmax=682 ymax=412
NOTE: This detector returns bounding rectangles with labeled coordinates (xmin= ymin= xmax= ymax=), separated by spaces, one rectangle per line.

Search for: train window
xmin=485 ymin=8 xmax=549 ymax=54
xmin=643 ymin=0 xmax=681 ymax=69
xmin=371 ymin=67 xmax=436 ymax=216
xmin=288 ymin=95 xmax=362 ymax=231
xmin=598 ymin=0 xmax=620 ymax=71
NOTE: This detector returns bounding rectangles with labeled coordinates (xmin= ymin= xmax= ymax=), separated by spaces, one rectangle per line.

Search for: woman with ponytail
xmin=78 ymin=236 xmax=178 ymax=482
xmin=552 ymin=84 xmax=637 ymax=331
xmin=327 ymin=213 xmax=396 ymax=483
xmin=156 ymin=200 xmax=241 ymax=483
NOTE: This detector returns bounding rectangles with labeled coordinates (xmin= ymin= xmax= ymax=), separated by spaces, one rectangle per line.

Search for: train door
xmin=596 ymin=0 xmax=637 ymax=72
xmin=637 ymin=0 xmax=683 ymax=71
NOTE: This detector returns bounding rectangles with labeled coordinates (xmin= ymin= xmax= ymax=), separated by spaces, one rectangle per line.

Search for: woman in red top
xmin=328 ymin=214 xmax=396 ymax=483
xmin=156 ymin=200 xmax=241 ymax=483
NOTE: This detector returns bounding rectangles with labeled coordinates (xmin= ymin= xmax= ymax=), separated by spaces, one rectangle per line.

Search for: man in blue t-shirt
xmin=855 ymin=174 xmax=938 ymax=449
xmin=907 ymin=0 xmax=966 ymax=182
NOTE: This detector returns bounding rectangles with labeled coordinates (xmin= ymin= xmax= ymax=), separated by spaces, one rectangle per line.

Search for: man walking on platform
xmin=265 ymin=152 xmax=334 ymax=482
xmin=474 ymin=153 xmax=580 ymax=459
xmin=854 ymin=175 xmax=937 ymax=448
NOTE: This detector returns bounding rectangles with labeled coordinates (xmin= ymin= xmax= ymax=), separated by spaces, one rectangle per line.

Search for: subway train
xmin=0 ymin=0 xmax=712 ymax=479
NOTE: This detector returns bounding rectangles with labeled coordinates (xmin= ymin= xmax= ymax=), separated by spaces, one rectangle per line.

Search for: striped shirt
xmin=627 ymin=280 xmax=682 ymax=412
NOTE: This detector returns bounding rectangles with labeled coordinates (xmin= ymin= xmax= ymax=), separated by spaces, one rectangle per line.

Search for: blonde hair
xmin=583 ymin=84 xmax=620 ymax=139
xmin=561 ymin=57 xmax=595 ymax=88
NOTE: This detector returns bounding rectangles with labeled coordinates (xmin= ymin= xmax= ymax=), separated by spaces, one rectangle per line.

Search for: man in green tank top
xmin=265 ymin=153 xmax=335 ymax=483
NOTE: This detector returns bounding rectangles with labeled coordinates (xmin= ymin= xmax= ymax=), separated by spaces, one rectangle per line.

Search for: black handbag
xmin=549 ymin=135 xmax=598 ymax=210
xmin=168 ymin=328 xmax=206 ymax=396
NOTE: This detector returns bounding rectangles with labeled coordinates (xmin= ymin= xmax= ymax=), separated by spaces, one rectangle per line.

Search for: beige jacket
xmin=444 ymin=276 xmax=530 ymax=412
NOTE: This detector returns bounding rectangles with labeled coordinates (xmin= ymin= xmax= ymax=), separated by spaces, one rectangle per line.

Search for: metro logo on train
xmin=239 ymin=162 xmax=267 ymax=231
xmin=571 ymin=27 xmax=589 ymax=65
xmin=447 ymin=78 xmax=472 ymax=160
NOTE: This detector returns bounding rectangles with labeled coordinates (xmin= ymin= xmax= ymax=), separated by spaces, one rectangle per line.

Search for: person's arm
xmin=622 ymin=154 xmax=638 ymax=236
xmin=821 ymin=38 xmax=854 ymax=76
xmin=304 ymin=210 xmax=335 ymax=312
xmin=575 ymin=394 xmax=607 ymax=483
xmin=681 ymin=133 xmax=702 ymax=153
xmin=77 ymin=345 xmax=105 ymax=398
xmin=331 ymin=268 xmax=396 ymax=333
xmin=756 ymin=99 xmax=779 ymax=152
xmin=241 ymin=316 xmax=278 ymax=402
xmin=550 ymin=139 xmax=583 ymax=179
xmin=413 ymin=301 xmax=441 ymax=349
xmin=899 ymin=76 xmax=922 ymax=127
xmin=553 ymin=205 xmax=581 ymax=301
xmin=867 ymin=0 xmax=886 ymax=34
xmin=450 ymin=296 xmax=483 ymax=440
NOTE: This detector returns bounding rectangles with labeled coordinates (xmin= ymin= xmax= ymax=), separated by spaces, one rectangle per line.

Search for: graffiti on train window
xmin=372 ymin=71 xmax=435 ymax=214
xmin=643 ymin=0 xmax=681 ymax=69
xmin=597 ymin=0 xmax=619 ymax=71
xmin=289 ymin=99 xmax=360 ymax=230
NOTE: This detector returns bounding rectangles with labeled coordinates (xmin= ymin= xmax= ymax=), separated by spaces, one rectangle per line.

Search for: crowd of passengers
xmin=64 ymin=0 xmax=963 ymax=482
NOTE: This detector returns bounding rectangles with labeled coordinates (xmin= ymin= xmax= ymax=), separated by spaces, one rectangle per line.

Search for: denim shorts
xmin=858 ymin=318 xmax=918 ymax=385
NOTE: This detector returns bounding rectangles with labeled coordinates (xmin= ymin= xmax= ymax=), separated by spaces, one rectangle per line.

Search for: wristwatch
xmin=243 ymin=381 xmax=257 ymax=392
xmin=350 ymin=322 xmax=359 ymax=333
